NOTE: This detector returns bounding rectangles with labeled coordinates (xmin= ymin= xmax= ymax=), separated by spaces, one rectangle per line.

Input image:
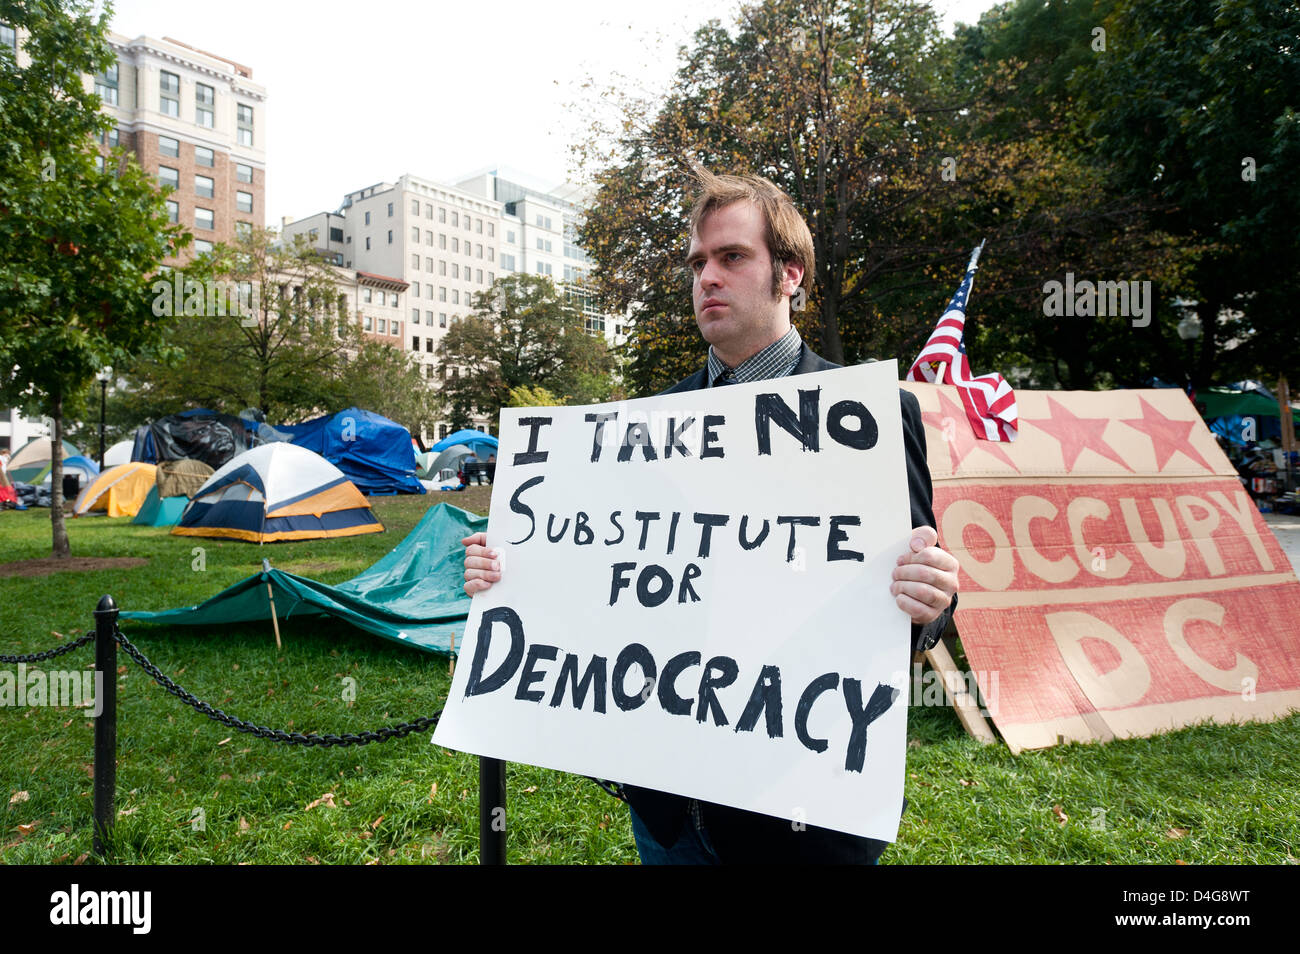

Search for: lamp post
xmin=1174 ymin=302 xmax=1202 ymax=392
xmin=96 ymin=366 xmax=112 ymax=469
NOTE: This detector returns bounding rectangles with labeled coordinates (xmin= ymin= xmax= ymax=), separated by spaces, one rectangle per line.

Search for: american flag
xmin=905 ymin=241 xmax=1018 ymax=442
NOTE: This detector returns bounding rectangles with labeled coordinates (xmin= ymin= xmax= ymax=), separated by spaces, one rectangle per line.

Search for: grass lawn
xmin=2 ymin=488 xmax=1297 ymax=865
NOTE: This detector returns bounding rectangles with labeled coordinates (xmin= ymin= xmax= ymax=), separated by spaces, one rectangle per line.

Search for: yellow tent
xmin=73 ymin=462 xmax=157 ymax=518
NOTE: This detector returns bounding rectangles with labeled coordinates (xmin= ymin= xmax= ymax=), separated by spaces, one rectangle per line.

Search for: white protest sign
xmin=432 ymin=360 xmax=913 ymax=840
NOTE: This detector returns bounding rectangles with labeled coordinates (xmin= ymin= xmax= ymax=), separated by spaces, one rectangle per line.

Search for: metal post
xmin=479 ymin=757 xmax=506 ymax=865
xmin=98 ymin=378 xmax=107 ymax=470
xmin=92 ymin=594 xmax=118 ymax=857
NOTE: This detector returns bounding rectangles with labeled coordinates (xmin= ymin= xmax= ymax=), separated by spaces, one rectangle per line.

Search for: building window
xmin=392 ymin=293 xmax=399 ymax=308
xmin=452 ymin=238 xmax=459 ymax=253
xmin=362 ymin=288 xmax=372 ymax=303
xmin=196 ymin=83 xmax=214 ymax=127
xmin=378 ymin=318 xmax=387 ymax=333
xmin=426 ymin=339 xmax=434 ymax=353
xmin=364 ymin=211 xmax=371 ymax=226
xmin=238 ymin=222 xmax=255 ymax=239
xmin=507 ymin=230 xmax=515 ymax=244
xmin=488 ymin=223 xmax=495 ymax=238
xmin=195 ymin=174 xmax=214 ymax=199
xmin=476 ymin=243 xmax=483 ymax=258
xmin=387 ymin=230 xmax=393 ymax=244
xmin=158 ymin=165 xmax=179 ymax=190
xmin=94 ymin=63 xmax=120 ymax=105
xmin=425 ymin=230 xmax=433 ymax=245
xmin=237 ymin=104 xmax=254 ymax=146
xmin=411 ymin=199 xmax=420 ymax=215
xmin=195 ymin=208 xmax=214 ymax=230
xmin=425 ymin=203 xmax=433 ymax=218
xmin=452 ymin=264 xmax=459 ymax=279
xmin=476 ymin=218 xmax=483 ymax=234
xmin=464 ymin=216 xmax=472 ymax=232
xmin=159 ymin=135 xmax=179 ymax=158
xmin=365 ymin=236 xmax=371 ymax=250
xmin=377 ymin=291 xmax=386 ymax=306
xmin=488 ymin=271 xmax=494 ymax=284
xmin=452 ymin=290 xmax=459 ymax=304
xmin=501 ymin=253 xmax=515 ymax=272
xmin=160 ymin=71 xmax=180 ymax=116
xmin=363 ymin=315 xmax=372 ymax=331
xmin=412 ymin=308 xmax=420 ymax=323
xmin=195 ymin=146 xmax=214 ymax=167
xmin=412 ymin=336 xmax=419 ymax=350
xmin=94 ymin=154 xmax=105 ymax=173
xmin=237 ymin=191 xmax=253 ymax=213
xmin=329 ymin=226 xmax=343 ymax=242
xmin=476 ymin=269 xmax=483 ymax=284
xmin=438 ymin=287 xmax=446 ymax=302
xmin=413 ymin=284 xmax=420 ymax=298
xmin=412 ymin=227 xmax=420 ymax=243
xmin=412 ymin=254 xmax=420 ymax=270
xmin=165 ymin=200 xmax=178 ymax=223
xmin=194 ymin=239 xmax=214 ymax=255
xmin=488 ymin=248 xmax=494 ymax=262
xmin=439 ymin=313 xmax=447 ymax=328
xmin=439 ymin=261 xmax=446 ymax=276
xmin=237 ymin=163 xmax=253 ymax=183
xmin=451 ymin=212 xmax=459 ymax=227
xmin=0 ymin=23 xmax=15 ymax=51
xmin=438 ymin=208 xmax=446 ymax=223
xmin=426 ymin=310 xmax=434 ymax=326
xmin=439 ymin=233 xmax=446 ymax=250
xmin=425 ymin=283 xmax=433 ymax=298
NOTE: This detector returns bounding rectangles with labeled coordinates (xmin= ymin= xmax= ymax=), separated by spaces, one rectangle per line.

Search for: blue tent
xmin=266 ymin=407 xmax=424 ymax=495
xmin=431 ymin=429 xmax=497 ymax=458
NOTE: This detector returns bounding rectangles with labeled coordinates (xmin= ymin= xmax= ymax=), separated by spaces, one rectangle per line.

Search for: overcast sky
xmin=104 ymin=0 xmax=1000 ymax=226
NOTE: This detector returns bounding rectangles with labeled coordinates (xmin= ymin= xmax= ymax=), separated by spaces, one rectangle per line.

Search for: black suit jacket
xmin=625 ymin=343 xmax=956 ymax=863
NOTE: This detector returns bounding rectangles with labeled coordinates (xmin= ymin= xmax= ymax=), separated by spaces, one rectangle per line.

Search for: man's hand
xmin=891 ymin=525 xmax=959 ymax=625
xmin=462 ymin=532 xmax=500 ymax=596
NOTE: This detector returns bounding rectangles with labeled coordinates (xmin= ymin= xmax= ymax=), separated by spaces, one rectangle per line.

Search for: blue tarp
xmin=265 ymin=407 xmax=424 ymax=496
xmin=431 ymin=429 xmax=497 ymax=458
xmin=122 ymin=503 xmax=485 ymax=655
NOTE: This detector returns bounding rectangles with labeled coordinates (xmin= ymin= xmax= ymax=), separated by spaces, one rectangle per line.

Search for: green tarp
xmin=1200 ymin=388 xmax=1300 ymax=424
xmin=121 ymin=503 xmax=486 ymax=655
xmin=132 ymin=487 xmax=188 ymax=526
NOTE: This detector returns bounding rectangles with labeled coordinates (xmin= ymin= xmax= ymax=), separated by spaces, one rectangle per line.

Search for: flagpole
xmin=935 ymin=240 xmax=987 ymax=387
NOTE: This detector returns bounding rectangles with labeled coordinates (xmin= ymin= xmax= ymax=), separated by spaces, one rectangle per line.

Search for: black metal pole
xmin=479 ymin=756 xmax=506 ymax=865
xmin=92 ymin=594 xmax=118 ymax=857
xmin=98 ymin=379 xmax=106 ymax=470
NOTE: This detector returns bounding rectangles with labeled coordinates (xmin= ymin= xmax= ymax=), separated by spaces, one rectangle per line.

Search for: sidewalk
xmin=1263 ymin=512 xmax=1300 ymax=576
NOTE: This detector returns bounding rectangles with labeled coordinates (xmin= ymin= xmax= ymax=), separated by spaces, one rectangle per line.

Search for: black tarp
xmin=132 ymin=409 xmax=255 ymax=470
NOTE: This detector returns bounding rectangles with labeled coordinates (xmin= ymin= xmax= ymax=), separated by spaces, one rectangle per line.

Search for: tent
xmin=132 ymin=409 xmax=255 ymax=469
xmin=262 ymin=407 xmax=423 ymax=495
xmin=414 ymin=451 xmax=438 ymax=478
xmin=429 ymin=444 xmax=472 ymax=479
xmin=431 ymin=429 xmax=497 ymax=458
xmin=104 ymin=440 xmax=134 ymax=468
xmin=1200 ymin=387 xmax=1300 ymax=447
xmin=132 ymin=486 xmax=189 ymax=526
xmin=173 ymin=443 xmax=383 ymax=543
xmin=73 ymin=462 xmax=156 ymax=517
xmin=41 ymin=455 xmax=99 ymax=491
xmin=7 ymin=437 xmax=82 ymax=484
xmin=124 ymin=503 xmax=485 ymax=655
xmin=156 ymin=458 xmax=213 ymax=498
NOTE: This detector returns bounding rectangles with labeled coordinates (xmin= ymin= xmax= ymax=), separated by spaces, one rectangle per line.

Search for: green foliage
xmin=437 ymin=274 xmax=614 ymax=424
xmin=0 ymin=0 xmax=182 ymax=555
xmin=117 ymin=229 xmax=434 ymax=434
xmin=508 ymin=384 xmax=560 ymax=407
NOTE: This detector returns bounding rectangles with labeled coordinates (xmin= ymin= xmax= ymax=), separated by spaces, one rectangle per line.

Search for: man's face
xmin=686 ymin=201 xmax=802 ymax=367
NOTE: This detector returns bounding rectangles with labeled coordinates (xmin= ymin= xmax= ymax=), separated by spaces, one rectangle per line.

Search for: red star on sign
xmin=1120 ymin=396 xmax=1215 ymax=472
xmin=920 ymin=388 xmax=1019 ymax=471
xmin=1028 ymin=396 xmax=1133 ymax=472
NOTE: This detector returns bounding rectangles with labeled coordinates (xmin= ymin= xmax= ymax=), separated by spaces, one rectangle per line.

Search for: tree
xmin=437 ymin=273 xmax=614 ymax=426
xmin=0 ymin=0 xmax=182 ymax=557
xmin=118 ymin=228 xmax=435 ymax=436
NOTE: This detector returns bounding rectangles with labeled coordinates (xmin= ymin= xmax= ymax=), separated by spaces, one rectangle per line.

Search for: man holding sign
xmin=452 ymin=169 xmax=959 ymax=864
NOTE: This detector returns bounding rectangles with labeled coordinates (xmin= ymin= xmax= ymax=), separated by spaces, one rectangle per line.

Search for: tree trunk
xmin=51 ymin=392 xmax=71 ymax=559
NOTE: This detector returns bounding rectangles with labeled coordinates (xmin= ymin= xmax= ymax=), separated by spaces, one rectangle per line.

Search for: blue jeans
xmin=630 ymin=800 xmax=720 ymax=865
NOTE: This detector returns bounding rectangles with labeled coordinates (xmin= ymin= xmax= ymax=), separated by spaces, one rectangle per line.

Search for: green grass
xmin=2 ymin=492 xmax=1297 ymax=864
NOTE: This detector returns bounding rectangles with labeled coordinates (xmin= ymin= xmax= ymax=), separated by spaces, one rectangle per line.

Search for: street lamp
xmin=1174 ymin=300 xmax=1201 ymax=390
xmin=96 ymin=366 xmax=112 ymax=469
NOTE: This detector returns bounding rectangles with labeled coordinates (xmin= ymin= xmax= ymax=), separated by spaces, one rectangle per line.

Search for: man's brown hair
xmin=688 ymin=167 xmax=815 ymax=298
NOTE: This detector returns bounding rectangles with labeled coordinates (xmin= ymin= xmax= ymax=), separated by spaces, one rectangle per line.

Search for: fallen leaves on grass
xmin=304 ymin=793 xmax=337 ymax=811
xmin=522 ymin=786 xmax=538 ymax=794
xmin=426 ymin=783 xmax=438 ymax=803
xmin=15 ymin=821 xmax=40 ymax=836
xmin=238 ymin=817 xmax=250 ymax=831
xmin=9 ymin=791 xmax=29 ymax=805
xmin=1052 ymin=804 xmax=1068 ymax=825
xmin=370 ymin=815 xmax=384 ymax=830
xmin=217 ymin=737 xmax=232 ymax=746
xmin=1167 ymin=827 xmax=1189 ymax=840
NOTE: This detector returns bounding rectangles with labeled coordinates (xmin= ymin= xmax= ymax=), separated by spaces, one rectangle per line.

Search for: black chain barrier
xmin=0 ymin=630 xmax=96 ymax=664
xmin=111 ymin=624 xmax=442 ymax=746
